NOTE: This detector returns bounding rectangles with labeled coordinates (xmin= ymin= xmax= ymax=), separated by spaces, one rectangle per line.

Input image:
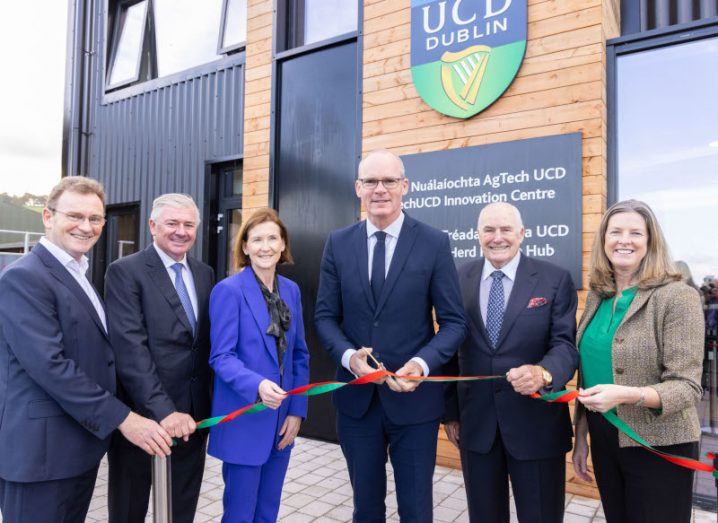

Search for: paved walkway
xmin=14 ymin=437 xmax=716 ymax=522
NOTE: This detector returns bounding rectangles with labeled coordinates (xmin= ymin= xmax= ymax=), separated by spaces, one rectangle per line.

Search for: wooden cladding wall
xmin=361 ymin=0 xmax=620 ymax=499
xmin=242 ymin=0 xmax=274 ymax=215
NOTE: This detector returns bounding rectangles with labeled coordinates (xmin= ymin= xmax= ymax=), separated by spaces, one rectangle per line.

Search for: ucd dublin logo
xmin=411 ymin=0 xmax=527 ymax=119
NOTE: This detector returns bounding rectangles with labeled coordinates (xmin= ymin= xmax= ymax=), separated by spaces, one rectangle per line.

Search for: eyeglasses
xmin=49 ymin=207 xmax=106 ymax=226
xmin=358 ymin=177 xmax=405 ymax=190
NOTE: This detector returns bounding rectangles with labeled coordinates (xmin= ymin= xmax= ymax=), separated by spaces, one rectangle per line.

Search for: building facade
xmin=63 ymin=0 xmax=718 ymax=504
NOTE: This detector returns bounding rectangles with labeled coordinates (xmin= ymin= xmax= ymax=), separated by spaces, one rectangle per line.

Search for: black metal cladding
xmin=622 ymin=0 xmax=718 ymax=34
xmin=64 ymin=0 xmax=245 ymax=257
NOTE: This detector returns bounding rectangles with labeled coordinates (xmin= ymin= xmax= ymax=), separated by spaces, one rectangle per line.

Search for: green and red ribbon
xmin=195 ymin=370 xmax=718 ymax=478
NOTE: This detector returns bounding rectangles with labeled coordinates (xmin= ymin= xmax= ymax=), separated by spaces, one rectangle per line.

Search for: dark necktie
xmin=486 ymin=270 xmax=505 ymax=349
xmin=172 ymin=263 xmax=197 ymax=334
xmin=371 ymin=231 xmax=387 ymax=304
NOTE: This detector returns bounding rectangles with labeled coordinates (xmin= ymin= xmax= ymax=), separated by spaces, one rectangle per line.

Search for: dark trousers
xmin=221 ymin=446 xmax=292 ymax=523
xmin=337 ymin=392 xmax=440 ymax=522
xmin=586 ymin=411 xmax=698 ymax=523
xmin=0 ymin=466 xmax=98 ymax=523
xmin=107 ymin=430 xmax=207 ymax=523
xmin=461 ymin=432 xmax=565 ymax=523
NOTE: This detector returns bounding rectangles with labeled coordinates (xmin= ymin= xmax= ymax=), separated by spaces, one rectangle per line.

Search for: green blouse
xmin=579 ymin=287 xmax=638 ymax=390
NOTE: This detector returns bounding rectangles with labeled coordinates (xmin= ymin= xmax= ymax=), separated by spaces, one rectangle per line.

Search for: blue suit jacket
xmin=444 ymin=256 xmax=579 ymax=459
xmin=0 ymin=244 xmax=130 ymax=482
xmin=314 ymin=214 xmax=466 ymax=425
xmin=207 ymin=268 xmax=309 ymax=466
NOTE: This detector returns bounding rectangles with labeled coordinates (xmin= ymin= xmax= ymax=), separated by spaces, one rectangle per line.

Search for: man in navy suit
xmin=444 ymin=202 xmax=578 ymax=523
xmin=0 ymin=177 xmax=172 ymax=523
xmin=105 ymin=194 xmax=214 ymax=523
xmin=315 ymin=149 xmax=466 ymax=522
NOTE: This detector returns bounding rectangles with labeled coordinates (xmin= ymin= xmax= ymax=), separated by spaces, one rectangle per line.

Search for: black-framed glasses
xmin=49 ymin=207 xmax=106 ymax=226
xmin=358 ymin=177 xmax=405 ymax=190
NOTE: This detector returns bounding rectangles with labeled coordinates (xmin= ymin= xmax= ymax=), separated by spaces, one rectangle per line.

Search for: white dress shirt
xmin=341 ymin=212 xmax=430 ymax=377
xmin=479 ymin=250 xmax=521 ymax=323
xmin=153 ymin=243 xmax=199 ymax=321
xmin=40 ymin=237 xmax=107 ymax=332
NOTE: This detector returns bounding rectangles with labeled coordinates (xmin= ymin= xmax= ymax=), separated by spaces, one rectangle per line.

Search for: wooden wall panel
xmin=361 ymin=0 xmax=620 ymax=500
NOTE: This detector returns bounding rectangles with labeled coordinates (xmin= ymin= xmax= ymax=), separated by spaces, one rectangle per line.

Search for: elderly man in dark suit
xmin=0 ymin=177 xmax=172 ymax=523
xmin=315 ymin=149 xmax=466 ymax=522
xmin=444 ymin=202 xmax=579 ymax=523
xmin=105 ymin=193 xmax=214 ymax=523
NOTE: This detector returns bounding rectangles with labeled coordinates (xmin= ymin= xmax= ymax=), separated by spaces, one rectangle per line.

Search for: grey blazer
xmin=576 ymin=281 xmax=704 ymax=447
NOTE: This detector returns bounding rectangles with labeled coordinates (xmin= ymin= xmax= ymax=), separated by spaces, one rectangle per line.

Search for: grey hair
xmin=150 ymin=193 xmax=201 ymax=223
xmin=358 ymin=149 xmax=405 ymax=179
xmin=478 ymin=202 xmax=524 ymax=229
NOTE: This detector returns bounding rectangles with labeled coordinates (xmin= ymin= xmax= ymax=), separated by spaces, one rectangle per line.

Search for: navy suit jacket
xmin=0 ymin=244 xmax=130 ymax=482
xmin=445 ymin=255 xmax=578 ymax=459
xmin=315 ymin=214 xmax=466 ymax=425
xmin=207 ymin=268 xmax=309 ymax=466
xmin=105 ymin=245 xmax=214 ymax=423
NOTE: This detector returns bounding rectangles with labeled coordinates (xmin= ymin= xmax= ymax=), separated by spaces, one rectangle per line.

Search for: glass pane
xmin=232 ymin=164 xmax=243 ymax=195
xmin=153 ymin=0 xmax=223 ymax=77
xmin=222 ymin=0 xmax=247 ymax=49
xmin=303 ymin=0 xmax=357 ymax=46
xmin=227 ymin=209 xmax=242 ymax=274
xmin=109 ymin=0 xmax=148 ymax=86
xmin=115 ymin=212 xmax=138 ymax=260
xmin=616 ymin=36 xmax=718 ymax=507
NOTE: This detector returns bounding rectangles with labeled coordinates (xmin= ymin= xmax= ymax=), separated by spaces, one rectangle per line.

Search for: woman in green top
xmin=572 ymin=200 xmax=704 ymax=523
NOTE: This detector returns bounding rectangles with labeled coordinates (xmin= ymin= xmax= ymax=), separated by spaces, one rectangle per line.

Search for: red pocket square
xmin=527 ymin=297 xmax=547 ymax=308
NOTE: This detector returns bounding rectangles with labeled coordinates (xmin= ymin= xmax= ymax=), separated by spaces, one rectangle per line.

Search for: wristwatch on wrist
xmin=538 ymin=366 xmax=553 ymax=387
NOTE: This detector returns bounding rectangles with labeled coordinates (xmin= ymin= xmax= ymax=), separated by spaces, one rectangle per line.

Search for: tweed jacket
xmin=576 ymin=280 xmax=704 ymax=447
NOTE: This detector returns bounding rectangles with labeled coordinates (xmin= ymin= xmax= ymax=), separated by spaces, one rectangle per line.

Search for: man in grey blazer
xmin=0 ymin=177 xmax=172 ymax=523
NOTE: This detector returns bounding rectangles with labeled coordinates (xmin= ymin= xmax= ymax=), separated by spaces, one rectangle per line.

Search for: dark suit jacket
xmin=315 ymin=214 xmax=466 ymax=425
xmin=0 ymin=244 xmax=130 ymax=482
xmin=445 ymin=255 xmax=578 ymax=460
xmin=105 ymin=245 xmax=214 ymax=423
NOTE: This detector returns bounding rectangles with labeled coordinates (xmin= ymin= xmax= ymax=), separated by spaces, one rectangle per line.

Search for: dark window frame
xmin=607 ymin=17 xmax=718 ymax=205
xmin=277 ymin=0 xmax=360 ymax=54
xmin=104 ymin=0 xmax=247 ymax=101
xmin=217 ymin=0 xmax=247 ymax=55
xmin=106 ymin=0 xmax=151 ymax=90
xmin=91 ymin=202 xmax=141 ymax=293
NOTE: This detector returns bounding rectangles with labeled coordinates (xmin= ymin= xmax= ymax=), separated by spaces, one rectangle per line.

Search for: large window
xmin=283 ymin=0 xmax=358 ymax=51
xmin=106 ymin=0 xmax=247 ymax=91
xmin=612 ymin=27 xmax=718 ymax=509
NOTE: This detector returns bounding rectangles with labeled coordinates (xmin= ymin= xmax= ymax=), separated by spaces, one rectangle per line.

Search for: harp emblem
xmin=440 ymin=46 xmax=492 ymax=111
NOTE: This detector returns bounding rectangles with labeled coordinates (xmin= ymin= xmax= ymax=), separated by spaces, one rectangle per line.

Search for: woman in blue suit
xmin=208 ymin=208 xmax=310 ymax=522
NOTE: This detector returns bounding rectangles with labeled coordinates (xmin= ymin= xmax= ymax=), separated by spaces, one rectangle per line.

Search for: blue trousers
xmin=221 ymin=446 xmax=291 ymax=523
xmin=337 ymin=393 xmax=440 ymax=522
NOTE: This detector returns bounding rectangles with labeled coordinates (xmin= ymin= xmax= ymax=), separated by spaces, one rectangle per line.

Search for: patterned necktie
xmin=172 ymin=263 xmax=197 ymax=334
xmin=486 ymin=270 xmax=505 ymax=349
xmin=371 ymin=231 xmax=387 ymax=304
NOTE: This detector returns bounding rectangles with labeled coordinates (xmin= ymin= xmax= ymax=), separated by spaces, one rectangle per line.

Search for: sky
xmin=0 ymin=2 xmax=68 ymax=196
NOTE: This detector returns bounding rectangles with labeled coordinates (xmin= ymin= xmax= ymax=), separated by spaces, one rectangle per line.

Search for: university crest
xmin=410 ymin=0 xmax=528 ymax=119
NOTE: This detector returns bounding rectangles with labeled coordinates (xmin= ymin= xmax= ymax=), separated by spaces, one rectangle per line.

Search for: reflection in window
xmin=302 ymin=0 xmax=358 ymax=47
xmin=221 ymin=0 xmax=248 ymax=51
xmin=616 ymin=35 xmax=718 ymax=508
xmin=108 ymin=1 xmax=148 ymax=87
xmin=153 ymin=0 xmax=224 ymax=77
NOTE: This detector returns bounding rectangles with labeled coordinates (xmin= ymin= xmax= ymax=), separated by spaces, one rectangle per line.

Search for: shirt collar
xmin=482 ymin=250 xmax=521 ymax=282
xmin=153 ymin=242 xmax=188 ymax=271
xmin=366 ymin=212 xmax=405 ymax=239
xmin=40 ymin=237 xmax=89 ymax=274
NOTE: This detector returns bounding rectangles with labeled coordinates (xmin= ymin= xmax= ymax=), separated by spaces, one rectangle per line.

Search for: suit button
xmin=615 ymin=367 xmax=624 ymax=375
xmin=108 ymin=360 xmax=114 ymax=367
xmin=374 ymin=322 xmax=379 ymax=327
xmin=191 ymin=377 xmax=198 ymax=382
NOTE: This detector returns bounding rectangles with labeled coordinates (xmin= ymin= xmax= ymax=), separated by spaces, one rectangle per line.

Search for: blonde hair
xmin=589 ymin=199 xmax=681 ymax=297
xmin=233 ymin=208 xmax=293 ymax=270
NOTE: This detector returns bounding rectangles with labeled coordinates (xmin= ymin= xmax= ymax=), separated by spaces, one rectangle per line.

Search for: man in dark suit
xmin=315 ymin=149 xmax=466 ymax=522
xmin=105 ymin=193 xmax=214 ymax=523
xmin=0 ymin=177 xmax=172 ymax=523
xmin=444 ymin=202 xmax=578 ymax=523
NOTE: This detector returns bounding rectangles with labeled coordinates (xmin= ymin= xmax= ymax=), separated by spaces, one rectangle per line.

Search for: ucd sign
xmin=410 ymin=0 xmax=527 ymax=119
